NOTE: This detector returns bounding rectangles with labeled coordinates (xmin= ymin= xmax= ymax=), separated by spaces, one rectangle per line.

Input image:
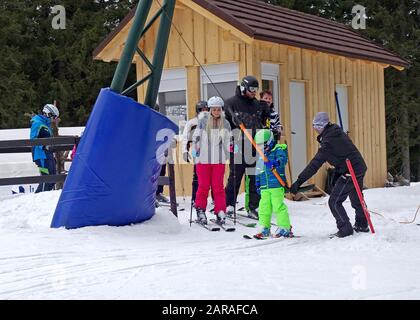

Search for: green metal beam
xmin=136 ymin=47 xmax=154 ymax=71
xmin=144 ymin=0 xmax=176 ymax=107
xmin=122 ymin=73 xmax=153 ymax=95
xmin=110 ymin=0 xmax=153 ymax=93
xmin=140 ymin=6 xmax=164 ymax=38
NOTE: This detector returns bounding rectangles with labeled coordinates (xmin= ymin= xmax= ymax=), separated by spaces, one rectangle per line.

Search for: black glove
xmin=290 ymin=181 xmax=301 ymax=194
xmin=183 ymin=151 xmax=190 ymax=163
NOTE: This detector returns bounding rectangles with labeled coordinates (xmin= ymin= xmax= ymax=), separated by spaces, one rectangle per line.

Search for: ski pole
xmin=346 ymin=159 xmax=375 ymax=234
xmin=190 ymin=161 xmax=197 ymax=227
xmin=238 ymin=123 xmax=289 ymax=189
xmin=335 ymin=91 xmax=344 ymax=131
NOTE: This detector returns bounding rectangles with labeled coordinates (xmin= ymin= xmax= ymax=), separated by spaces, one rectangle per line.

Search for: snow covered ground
xmin=0 ymin=184 xmax=419 ymax=300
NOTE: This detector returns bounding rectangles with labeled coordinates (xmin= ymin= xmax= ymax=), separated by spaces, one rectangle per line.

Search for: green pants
xmin=259 ymin=188 xmax=290 ymax=230
xmin=245 ymin=175 xmax=250 ymax=211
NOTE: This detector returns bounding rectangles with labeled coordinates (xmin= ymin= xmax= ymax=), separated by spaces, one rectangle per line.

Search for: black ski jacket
xmin=296 ymin=123 xmax=367 ymax=185
xmin=225 ymin=86 xmax=270 ymax=158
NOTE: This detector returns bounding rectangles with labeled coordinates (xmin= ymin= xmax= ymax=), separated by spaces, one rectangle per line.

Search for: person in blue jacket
xmin=254 ymin=129 xmax=292 ymax=239
xmin=30 ymin=104 xmax=59 ymax=193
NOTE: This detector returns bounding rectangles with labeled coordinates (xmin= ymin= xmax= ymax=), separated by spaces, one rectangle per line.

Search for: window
xmin=157 ymin=90 xmax=187 ymax=134
xmin=203 ymin=81 xmax=237 ymax=100
xmin=201 ymin=63 xmax=239 ymax=101
xmin=158 ymin=68 xmax=187 ymax=133
xmin=261 ymin=63 xmax=280 ymax=114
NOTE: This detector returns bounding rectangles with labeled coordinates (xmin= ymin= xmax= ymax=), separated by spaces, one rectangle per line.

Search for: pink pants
xmin=195 ymin=164 xmax=226 ymax=214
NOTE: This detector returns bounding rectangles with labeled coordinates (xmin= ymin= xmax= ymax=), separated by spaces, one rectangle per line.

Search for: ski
xmin=235 ymin=212 xmax=278 ymax=227
xmin=156 ymin=202 xmax=185 ymax=211
xmin=243 ymin=234 xmax=302 ymax=240
xmin=210 ymin=219 xmax=236 ymax=232
xmin=227 ymin=216 xmax=257 ymax=228
xmin=243 ymin=234 xmax=269 ymax=240
xmin=190 ymin=220 xmax=220 ymax=232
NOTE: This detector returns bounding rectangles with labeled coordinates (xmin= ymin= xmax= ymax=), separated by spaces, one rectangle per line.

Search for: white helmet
xmin=207 ymin=96 xmax=224 ymax=109
xmin=42 ymin=104 xmax=60 ymax=119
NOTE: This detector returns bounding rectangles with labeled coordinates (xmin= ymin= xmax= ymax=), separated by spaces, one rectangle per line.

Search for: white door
xmin=261 ymin=63 xmax=280 ymax=114
xmin=335 ymin=85 xmax=349 ymax=134
xmin=290 ymin=82 xmax=307 ymax=181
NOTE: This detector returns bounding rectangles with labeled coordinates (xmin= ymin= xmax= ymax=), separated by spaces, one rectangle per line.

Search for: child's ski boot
xmin=274 ymin=227 xmax=294 ymax=238
xmin=254 ymin=227 xmax=270 ymax=240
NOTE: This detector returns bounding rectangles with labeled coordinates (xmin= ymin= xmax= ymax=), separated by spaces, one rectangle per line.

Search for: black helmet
xmin=195 ymin=100 xmax=208 ymax=114
xmin=240 ymin=75 xmax=259 ymax=94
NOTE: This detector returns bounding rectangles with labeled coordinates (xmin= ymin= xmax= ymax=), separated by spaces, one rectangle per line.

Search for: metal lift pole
xmin=144 ymin=0 xmax=176 ymax=107
xmin=110 ymin=0 xmax=154 ymax=94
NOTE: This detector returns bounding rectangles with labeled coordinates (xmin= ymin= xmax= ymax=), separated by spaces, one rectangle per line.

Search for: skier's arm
xmin=222 ymin=121 xmax=232 ymax=157
xmin=296 ymin=144 xmax=330 ymax=185
xmin=270 ymin=111 xmax=282 ymax=135
xmin=224 ymin=102 xmax=239 ymax=129
xmin=192 ymin=118 xmax=205 ymax=157
xmin=181 ymin=119 xmax=193 ymax=154
xmin=38 ymin=126 xmax=51 ymax=139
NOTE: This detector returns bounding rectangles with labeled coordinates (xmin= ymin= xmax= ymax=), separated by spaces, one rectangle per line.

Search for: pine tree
xmin=0 ymin=0 xmax=136 ymax=129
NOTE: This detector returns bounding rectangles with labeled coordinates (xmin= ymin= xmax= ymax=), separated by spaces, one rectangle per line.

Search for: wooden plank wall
xmin=259 ymin=42 xmax=387 ymax=188
xmin=130 ymin=5 xmax=388 ymax=193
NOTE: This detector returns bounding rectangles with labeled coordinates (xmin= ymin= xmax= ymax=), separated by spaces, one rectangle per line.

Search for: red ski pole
xmin=346 ymin=159 xmax=375 ymax=234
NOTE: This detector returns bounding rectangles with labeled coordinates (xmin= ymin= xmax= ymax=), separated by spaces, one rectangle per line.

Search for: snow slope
xmin=0 ymin=184 xmax=419 ymax=300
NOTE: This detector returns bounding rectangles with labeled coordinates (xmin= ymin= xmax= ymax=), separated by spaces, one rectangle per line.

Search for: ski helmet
xmin=254 ymin=129 xmax=275 ymax=151
xmin=195 ymin=100 xmax=208 ymax=114
xmin=240 ymin=75 xmax=259 ymax=94
xmin=207 ymin=96 xmax=224 ymax=109
xmin=42 ymin=104 xmax=59 ymax=119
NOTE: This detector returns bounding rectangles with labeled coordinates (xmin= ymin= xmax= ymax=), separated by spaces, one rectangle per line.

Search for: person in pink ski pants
xmin=192 ymin=96 xmax=231 ymax=225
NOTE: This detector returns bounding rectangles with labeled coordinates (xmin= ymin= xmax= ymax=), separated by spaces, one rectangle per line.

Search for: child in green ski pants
xmin=254 ymin=129 xmax=292 ymax=238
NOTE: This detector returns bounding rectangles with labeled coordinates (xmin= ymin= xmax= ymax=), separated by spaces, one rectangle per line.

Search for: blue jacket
xmin=255 ymin=144 xmax=288 ymax=190
xmin=30 ymin=114 xmax=53 ymax=161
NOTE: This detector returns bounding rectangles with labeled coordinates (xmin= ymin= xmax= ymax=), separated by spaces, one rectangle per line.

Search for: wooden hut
xmin=93 ymin=0 xmax=408 ymax=195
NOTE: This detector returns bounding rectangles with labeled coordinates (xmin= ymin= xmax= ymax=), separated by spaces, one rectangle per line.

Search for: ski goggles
xmin=246 ymin=86 xmax=259 ymax=93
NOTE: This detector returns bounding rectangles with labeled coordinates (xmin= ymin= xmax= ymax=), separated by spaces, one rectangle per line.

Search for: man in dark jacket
xmin=224 ymin=75 xmax=270 ymax=219
xmin=290 ymin=112 xmax=369 ymax=238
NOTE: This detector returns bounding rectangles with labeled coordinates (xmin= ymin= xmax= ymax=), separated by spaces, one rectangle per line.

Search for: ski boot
xmin=353 ymin=224 xmax=370 ymax=233
xmin=216 ymin=211 xmax=227 ymax=225
xmin=196 ymin=207 xmax=208 ymax=225
xmin=247 ymin=209 xmax=259 ymax=220
xmin=226 ymin=206 xmax=235 ymax=219
xmin=254 ymin=227 xmax=271 ymax=240
xmin=329 ymin=228 xmax=354 ymax=238
xmin=156 ymin=193 xmax=170 ymax=203
xmin=274 ymin=228 xmax=293 ymax=238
